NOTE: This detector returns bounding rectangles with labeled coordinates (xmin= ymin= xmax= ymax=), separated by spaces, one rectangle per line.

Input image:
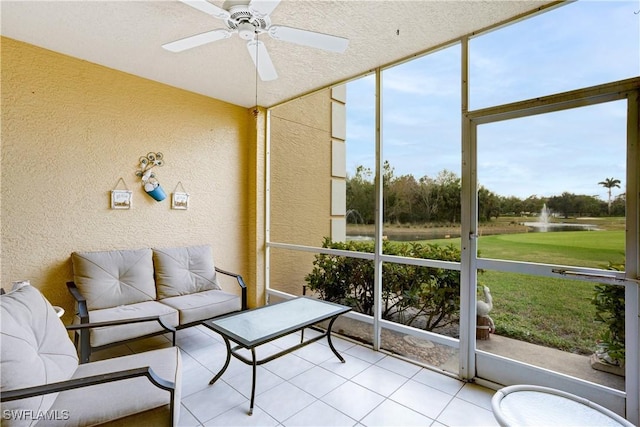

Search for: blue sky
xmin=345 ymin=0 xmax=639 ymax=201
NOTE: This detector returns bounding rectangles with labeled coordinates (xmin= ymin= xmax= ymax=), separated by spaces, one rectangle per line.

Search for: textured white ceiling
xmin=1 ymin=0 xmax=558 ymax=108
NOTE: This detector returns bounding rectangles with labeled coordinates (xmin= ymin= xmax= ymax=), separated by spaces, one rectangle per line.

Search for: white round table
xmin=491 ymin=385 xmax=634 ymax=427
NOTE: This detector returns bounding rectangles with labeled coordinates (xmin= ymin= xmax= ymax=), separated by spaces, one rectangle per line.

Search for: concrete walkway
xmin=476 ymin=334 xmax=624 ymax=390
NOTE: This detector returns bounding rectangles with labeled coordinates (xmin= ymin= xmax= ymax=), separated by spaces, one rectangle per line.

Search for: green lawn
xmin=414 ymin=230 xmax=625 ymax=354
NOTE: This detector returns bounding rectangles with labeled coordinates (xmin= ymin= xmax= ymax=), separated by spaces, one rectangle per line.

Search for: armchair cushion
xmin=0 ymin=285 xmax=78 ymax=423
xmin=47 ymin=347 xmax=182 ymax=426
xmin=153 ymin=245 xmax=221 ymax=299
xmin=72 ymin=248 xmax=157 ymax=310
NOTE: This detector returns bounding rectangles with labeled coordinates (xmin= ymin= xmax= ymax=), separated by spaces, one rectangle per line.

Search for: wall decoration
xmin=111 ymin=178 xmax=132 ymax=209
xmin=172 ymin=193 xmax=189 ymax=210
xmin=136 ymin=152 xmax=166 ymax=202
xmin=171 ymin=181 xmax=189 ymax=209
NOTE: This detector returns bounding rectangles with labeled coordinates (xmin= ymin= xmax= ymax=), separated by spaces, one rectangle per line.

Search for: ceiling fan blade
xmin=246 ymin=40 xmax=278 ymax=81
xmin=248 ymin=0 xmax=280 ymax=18
xmin=162 ymin=29 xmax=232 ymax=52
xmin=178 ymin=0 xmax=230 ymax=20
xmin=268 ymin=25 xmax=349 ymax=53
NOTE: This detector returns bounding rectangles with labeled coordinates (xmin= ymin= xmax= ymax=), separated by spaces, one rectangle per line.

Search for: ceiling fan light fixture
xmin=237 ymin=22 xmax=257 ymax=40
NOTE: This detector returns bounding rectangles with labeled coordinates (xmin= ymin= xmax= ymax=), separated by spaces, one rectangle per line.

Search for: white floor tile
xmin=182 ymin=361 xmax=216 ymax=398
xmin=389 ymin=379 xmax=454 ymax=420
xmin=163 ymin=325 xmax=500 ymax=427
xmin=301 ymin=327 xmax=325 ymax=340
xmin=296 ymin=341 xmax=342 ymax=365
xmin=412 ymin=368 xmax=465 ymax=396
xmin=320 ymin=354 xmax=372 ymax=379
xmin=321 ymin=381 xmax=385 ymax=421
xmin=360 ymin=399 xmax=434 ymax=426
xmin=254 ymin=381 xmax=317 ymax=422
xmin=351 ymin=365 xmax=408 ymax=397
xmin=207 ymin=355 xmax=252 ymax=380
xmin=223 ymin=365 xmax=286 ymax=398
xmin=183 ymin=339 xmax=228 ymax=371
xmin=271 ymin=331 xmax=305 ymax=349
xmin=283 ymin=400 xmax=357 ymax=427
xmin=177 ymin=405 xmax=202 ymax=427
xmin=203 ymin=403 xmax=279 ymax=426
xmin=456 ymin=383 xmax=496 ymax=411
xmin=176 ymin=326 xmax=202 ymax=338
xmin=374 ymin=355 xmax=422 ymax=378
xmin=179 ymin=348 xmax=199 ymax=369
xmin=263 ymin=352 xmax=315 ymax=380
xmin=182 ymin=381 xmax=247 ymax=423
xmin=321 ymin=335 xmax=358 ymax=352
xmin=436 ymin=397 xmax=499 ymax=426
xmin=195 ymin=325 xmax=224 ymax=341
xmin=232 ymin=342 xmax=282 ymax=361
xmin=177 ymin=329 xmax=219 ymax=354
xmin=288 ymin=365 xmax=348 ymax=398
xmin=344 ymin=345 xmax=386 ymax=364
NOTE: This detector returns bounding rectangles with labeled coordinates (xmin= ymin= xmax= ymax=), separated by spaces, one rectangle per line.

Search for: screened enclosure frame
xmin=265 ymin=19 xmax=640 ymax=427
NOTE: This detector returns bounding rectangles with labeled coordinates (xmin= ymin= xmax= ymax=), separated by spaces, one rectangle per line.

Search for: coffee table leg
xmin=209 ymin=336 xmax=232 ymax=385
xmin=249 ymin=348 xmax=257 ymax=415
xmin=327 ymin=316 xmax=346 ymax=363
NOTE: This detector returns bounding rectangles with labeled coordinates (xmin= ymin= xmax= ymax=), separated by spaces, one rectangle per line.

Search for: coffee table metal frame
xmin=203 ymin=297 xmax=352 ymax=415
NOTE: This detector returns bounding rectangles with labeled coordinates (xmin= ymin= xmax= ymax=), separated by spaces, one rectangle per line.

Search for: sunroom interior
xmin=2 ymin=0 xmax=639 ymax=425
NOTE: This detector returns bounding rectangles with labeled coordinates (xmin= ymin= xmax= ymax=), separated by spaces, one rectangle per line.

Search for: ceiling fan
xmin=163 ymin=0 xmax=349 ymax=81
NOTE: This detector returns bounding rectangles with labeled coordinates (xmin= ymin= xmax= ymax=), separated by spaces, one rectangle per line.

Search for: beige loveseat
xmin=68 ymin=245 xmax=247 ymax=363
xmin=1 ymin=284 xmax=181 ymax=426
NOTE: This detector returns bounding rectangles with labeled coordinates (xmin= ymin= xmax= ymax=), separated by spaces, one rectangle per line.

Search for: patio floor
xmin=92 ymin=325 xmax=500 ymax=426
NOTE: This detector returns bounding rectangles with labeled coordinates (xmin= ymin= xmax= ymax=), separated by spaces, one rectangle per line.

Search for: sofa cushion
xmin=153 ymin=245 xmax=221 ymax=300
xmin=159 ymin=289 xmax=241 ymax=325
xmin=48 ymin=347 xmax=181 ymax=426
xmin=82 ymin=301 xmax=179 ymax=348
xmin=72 ymin=248 xmax=156 ymax=310
xmin=1 ymin=285 xmax=78 ymax=426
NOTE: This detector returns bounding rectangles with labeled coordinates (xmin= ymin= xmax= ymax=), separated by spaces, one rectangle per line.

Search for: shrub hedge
xmin=305 ymin=237 xmax=462 ymax=331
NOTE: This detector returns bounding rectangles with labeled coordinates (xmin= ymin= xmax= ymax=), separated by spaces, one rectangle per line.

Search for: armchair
xmin=1 ymin=285 xmax=181 ymax=426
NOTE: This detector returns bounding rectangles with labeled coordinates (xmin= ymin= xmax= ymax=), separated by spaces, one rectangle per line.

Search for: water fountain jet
xmin=522 ymin=203 xmax=598 ymax=232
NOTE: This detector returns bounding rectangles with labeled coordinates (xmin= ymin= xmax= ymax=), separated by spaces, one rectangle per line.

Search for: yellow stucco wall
xmin=1 ymin=37 xmax=260 ymax=318
xmin=268 ymin=91 xmax=333 ymax=296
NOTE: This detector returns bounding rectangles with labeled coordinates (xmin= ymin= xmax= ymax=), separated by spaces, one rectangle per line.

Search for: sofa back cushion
xmin=72 ymin=248 xmax=156 ymax=310
xmin=1 ymin=285 xmax=78 ymax=424
xmin=153 ymin=245 xmax=221 ymax=299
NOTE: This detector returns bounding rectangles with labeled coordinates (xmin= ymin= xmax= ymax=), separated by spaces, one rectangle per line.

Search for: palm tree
xmin=598 ymin=177 xmax=621 ymax=215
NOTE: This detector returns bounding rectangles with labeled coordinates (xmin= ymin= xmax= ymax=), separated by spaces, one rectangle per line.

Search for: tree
xmin=598 ymin=177 xmax=621 ymax=215
xmin=346 ymin=166 xmax=375 ymax=224
xmin=548 ymin=192 xmax=575 ymax=218
xmin=478 ymin=186 xmax=500 ymax=221
xmin=610 ymin=193 xmax=626 ymax=216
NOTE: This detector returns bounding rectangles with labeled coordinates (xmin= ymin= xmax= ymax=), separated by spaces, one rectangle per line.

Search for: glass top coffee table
xmin=203 ymin=297 xmax=351 ymax=415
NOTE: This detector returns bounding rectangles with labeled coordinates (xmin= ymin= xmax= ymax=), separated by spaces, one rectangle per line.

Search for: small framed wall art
xmin=111 ymin=190 xmax=132 ymax=209
xmin=171 ymin=181 xmax=189 ymax=210
xmin=111 ymin=178 xmax=132 ymax=210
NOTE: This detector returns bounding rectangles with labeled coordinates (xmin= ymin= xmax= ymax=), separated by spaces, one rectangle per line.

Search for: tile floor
xmin=97 ymin=325 xmax=500 ymax=426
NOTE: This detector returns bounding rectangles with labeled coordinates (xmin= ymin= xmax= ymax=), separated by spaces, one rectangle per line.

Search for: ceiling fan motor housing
xmin=227 ymin=5 xmax=270 ymax=40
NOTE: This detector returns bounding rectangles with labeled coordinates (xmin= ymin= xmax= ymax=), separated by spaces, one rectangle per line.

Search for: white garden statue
xmin=477 ymin=285 xmax=495 ymax=333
